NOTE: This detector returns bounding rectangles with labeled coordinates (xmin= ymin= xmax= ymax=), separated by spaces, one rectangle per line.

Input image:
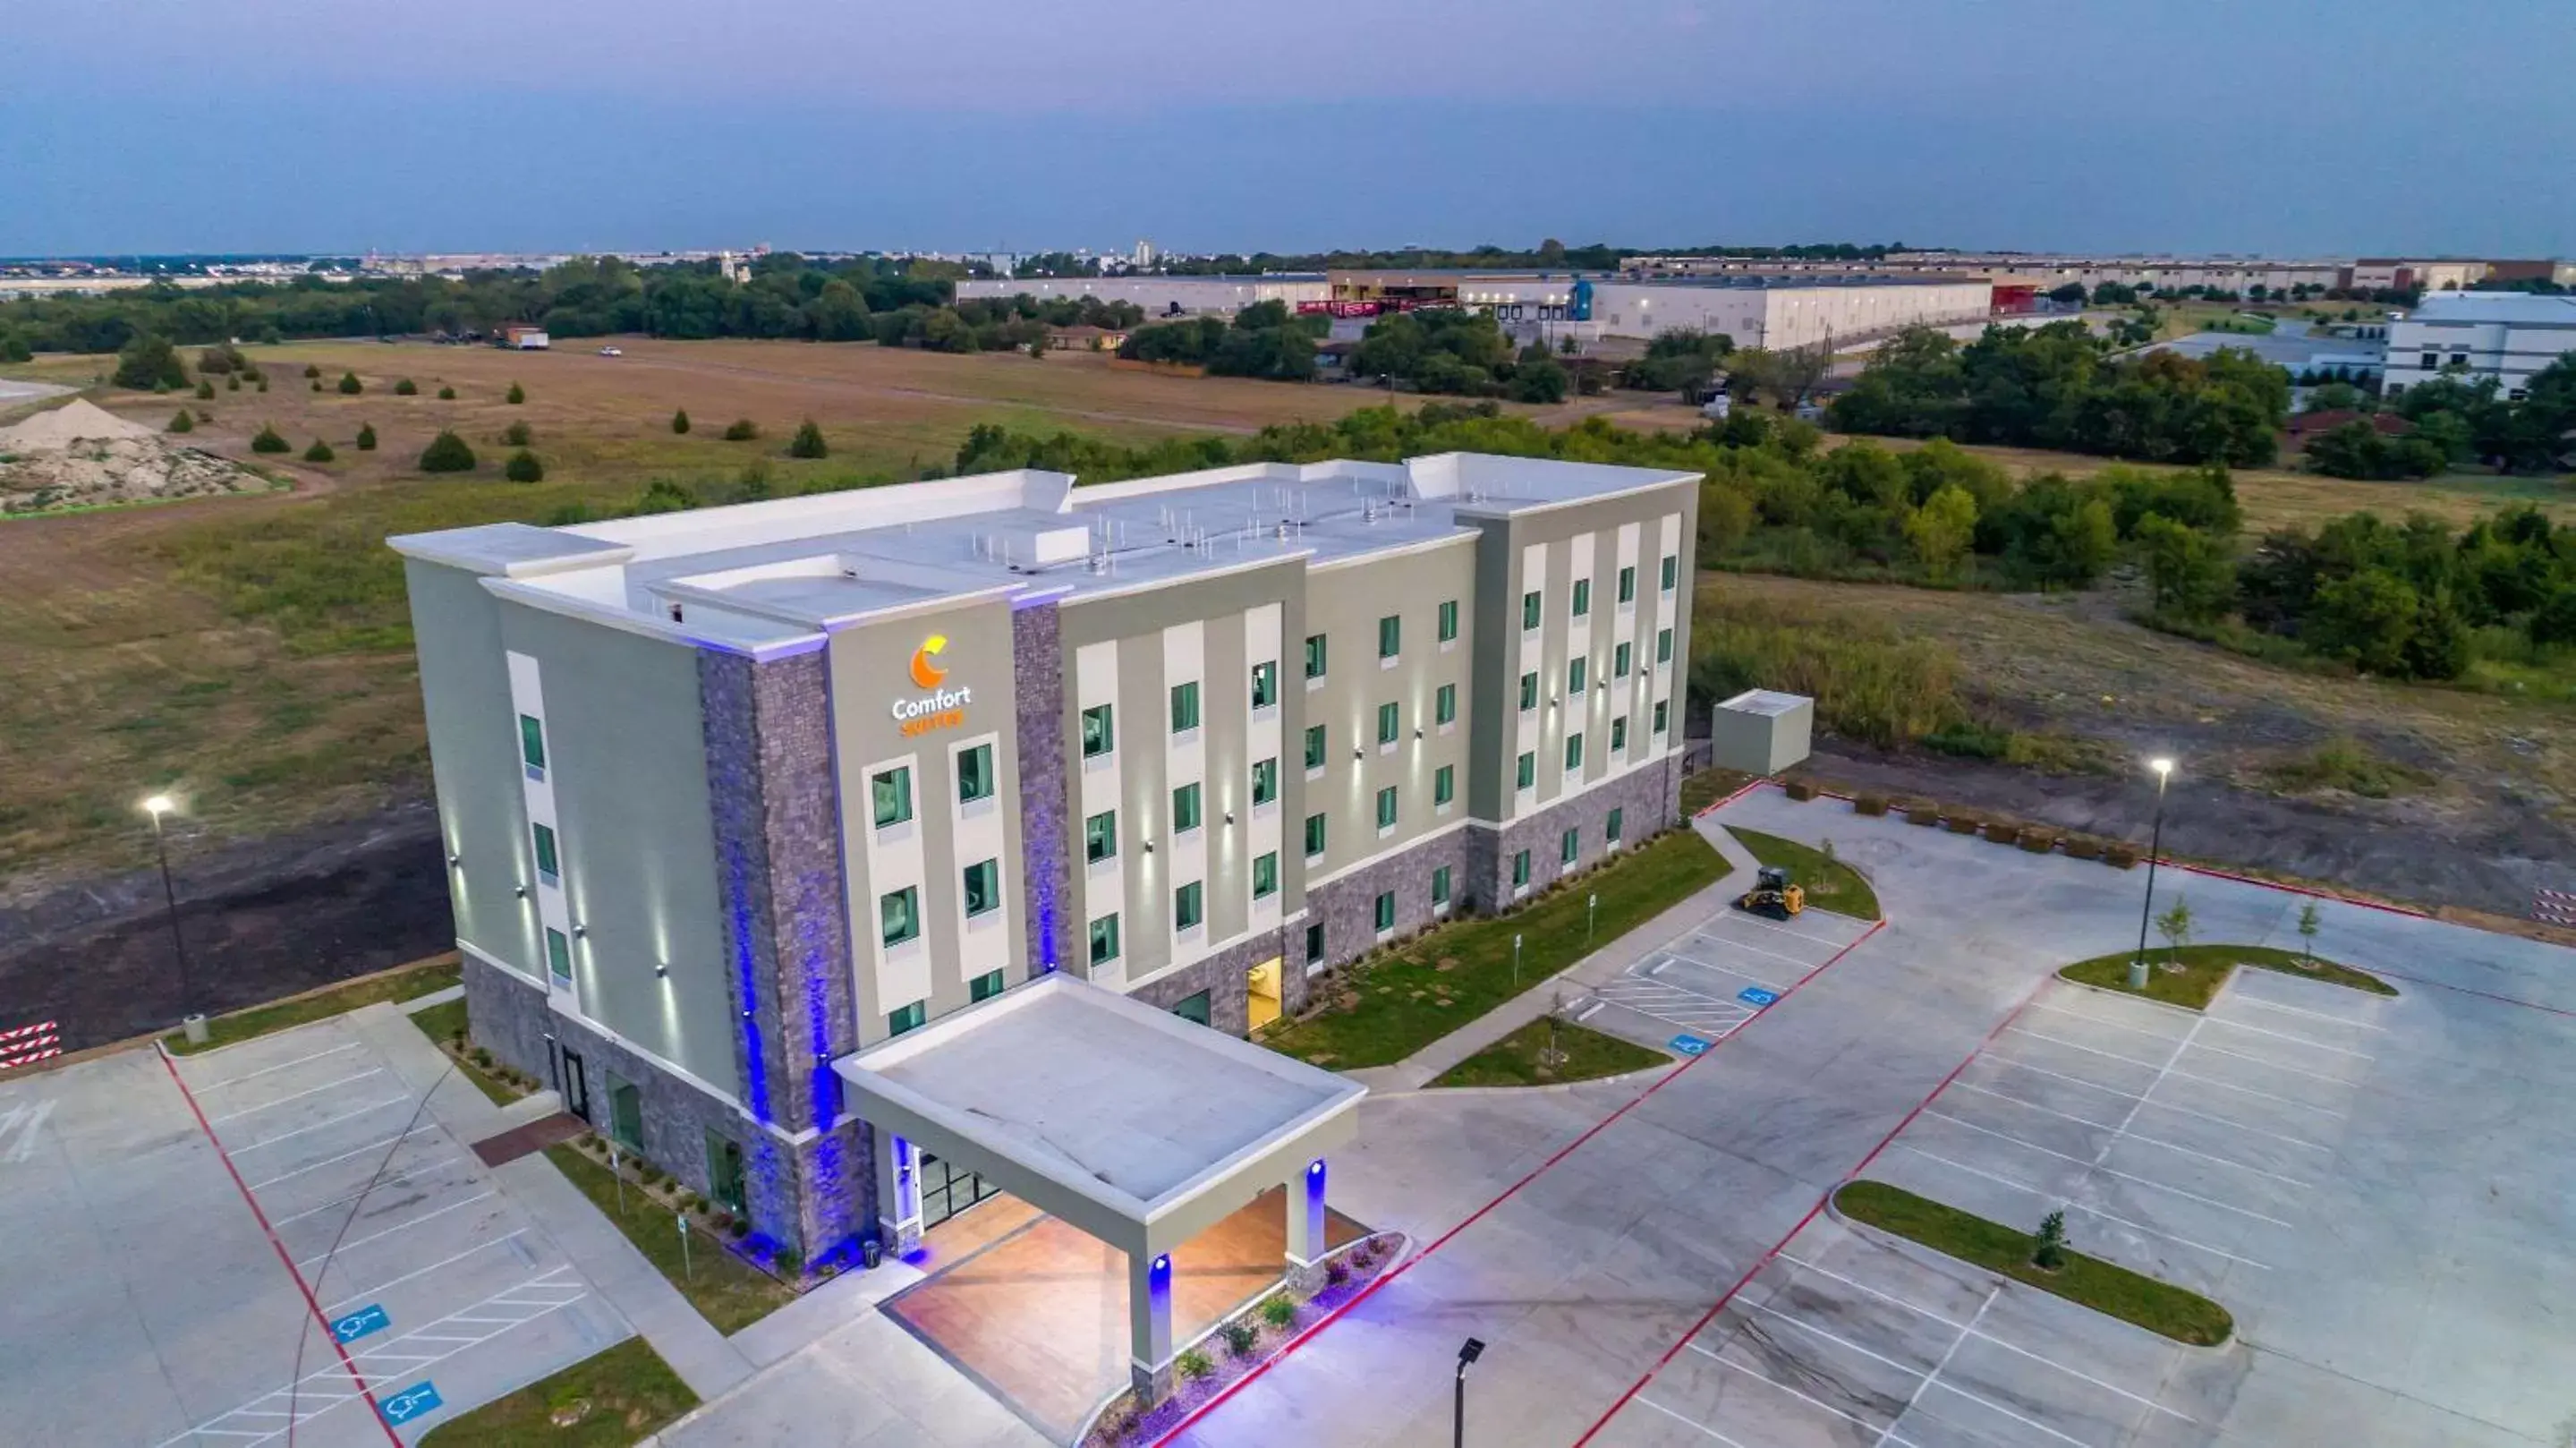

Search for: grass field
xmin=1725 ymin=825 xmax=1882 ymax=920
xmin=543 ymin=1142 xmax=797 ymax=1333
xmin=0 ymin=339 xmax=1424 ymax=890
xmin=162 ymin=955 xmax=459 ymax=1054
xmin=1427 ymin=1016 xmax=1671 ymax=1088
xmin=416 ymin=1337 xmax=697 ymax=1447
xmin=1836 ymin=1180 xmax=2233 ymax=1345
xmin=2058 ymin=942 xmax=2393 ymax=1010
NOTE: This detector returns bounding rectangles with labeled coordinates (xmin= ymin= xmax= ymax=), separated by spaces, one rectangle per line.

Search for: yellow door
xmin=1245 ymin=957 xmax=1283 ymax=1031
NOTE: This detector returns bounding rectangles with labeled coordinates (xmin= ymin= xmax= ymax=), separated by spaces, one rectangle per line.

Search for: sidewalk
xmin=1345 ymin=816 xmax=1756 ymax=1093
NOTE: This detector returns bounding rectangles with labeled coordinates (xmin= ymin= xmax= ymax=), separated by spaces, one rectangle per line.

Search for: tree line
xmin=1117 ymin=301 xmax=1326 ymax=379
xmin=2300 ymin=362 xmax=2576 ymax=480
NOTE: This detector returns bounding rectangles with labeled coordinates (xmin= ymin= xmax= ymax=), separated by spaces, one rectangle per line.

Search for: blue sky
xmin=4 ymin=0 xmax=2571 ymax=258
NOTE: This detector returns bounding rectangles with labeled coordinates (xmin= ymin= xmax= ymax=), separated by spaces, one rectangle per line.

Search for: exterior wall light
xmin=573 ymin=924 xmax=588 ymax=939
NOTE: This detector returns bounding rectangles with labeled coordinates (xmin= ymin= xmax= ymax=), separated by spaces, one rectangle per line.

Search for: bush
xmin=502 ymin=420 xmax=531 ymax=447
xmin=1260 ymin=1296 xmax=1298 ymax=1331
xmin=167 ymin=410 xmax=194 ymax=434
xmin=1323 ymin=1258 xmax=1351 ymax=1286
xmin=225 ymin=373 xmax=240 ymax=391
xmin=1784 ymin=780 xmax=1818 ymax=802
xmin=419 ymin=430 xmax=477 ymax=473
xmin=728 ymin=1219 xmax=749 ymax=1239
xmin=505 ymin=449 xmax=545 ymax=482
xmin=250 ymin=424 xmax=290 ymax=454
xmin=506 ymin=382 xmax=525 ymax=405
xmin=394 ymin=378 xmax=418 ymax=396
xmin=257 ymin=377 xmax=269 ymax=392
xmin=1982 ymin=821 xmax=2020 ymax=845
xmin=355 ymin=422 xmax=377 ymax=451
xmin=1 ymin=333 xmax=35 ymax=363
xmin=438 ymin=385 xmax=456 ymax=400
xmin=302 ymin=363 xmax=320 ymax=379
xmin=194 ymin=379 xmax=214 ymax=400
xmin=1855 ymin=795 xmax=1889 ymax=817
xmin=1220 ymin=1320 xmax=1259 ymax=1358
xmin=722 ymin=418 xmax=759 ymax=441
xmin=310 ymin=379 xmax=322 ymax=391
xmin=671 ymin=408 xmax=691 ymax=434
xmin=336 ymin=371 xmax=361 ymax=396
xmin=114 ymin=335 xmax=189 ymax=390
xmin=1943 ymin=814 xmax=1982 ymax=835
xmin=2065 ymin=837 xmax=2104 ymax=860
xmin=2104 ymin=844 xmax=2140 ymax=868
xmin=1176 ymin=1349 xmax=1214 ymax=1382
xmin=774 ymin=1247 xmax=803 ymax=1277
xmin=2018 ymin=832 xmax=2056 ymax=854
xmin=788 ymin=419 xmax=828 ymax=458
xmin=303 ymin=439 xmax=336 ymax=463
xmin=1905 ymin=804 xmax=1941 ymax=826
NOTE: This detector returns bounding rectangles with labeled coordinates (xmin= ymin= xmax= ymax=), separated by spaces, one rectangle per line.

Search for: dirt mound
xmin=0 ymin=400 xmax=266 ymax=515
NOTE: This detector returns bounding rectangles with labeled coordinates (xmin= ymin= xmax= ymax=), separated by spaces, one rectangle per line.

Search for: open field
xmin=0 ymin=339 xmax=1429 ymax=890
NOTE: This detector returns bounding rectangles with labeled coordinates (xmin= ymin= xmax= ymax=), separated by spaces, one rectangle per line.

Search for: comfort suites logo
xmin=892 ymin=633 xmax=972 ymax=737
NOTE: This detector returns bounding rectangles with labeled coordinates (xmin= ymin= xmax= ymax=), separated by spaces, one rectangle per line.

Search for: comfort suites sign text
xmin=892 ymin=634 xmax=972 ymax=737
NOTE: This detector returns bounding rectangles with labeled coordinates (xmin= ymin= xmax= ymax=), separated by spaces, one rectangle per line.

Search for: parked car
xmin=598 ymin=345 xmax=624 ymax=357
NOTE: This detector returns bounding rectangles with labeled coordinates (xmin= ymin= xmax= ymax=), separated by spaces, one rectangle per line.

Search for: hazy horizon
xmin=4 ymin=0 xmax=2571 ymax=259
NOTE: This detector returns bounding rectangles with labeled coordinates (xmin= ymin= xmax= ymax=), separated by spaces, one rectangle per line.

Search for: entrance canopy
xmin=833 ymin=975 xmax=1364 ymax=1261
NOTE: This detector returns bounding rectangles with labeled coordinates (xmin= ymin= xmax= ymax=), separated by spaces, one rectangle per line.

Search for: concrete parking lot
xmin=1578 ymin=907 xmax=1877 ymax=1056
xmin=0 ymin=1005 xmax=629 ymax=1446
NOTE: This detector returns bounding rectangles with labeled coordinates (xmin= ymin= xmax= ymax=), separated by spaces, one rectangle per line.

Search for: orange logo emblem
xmin=909 ymin=635 xmax=949 ymax=690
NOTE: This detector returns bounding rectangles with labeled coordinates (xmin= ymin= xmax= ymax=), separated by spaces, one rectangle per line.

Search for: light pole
xmin=143 ymin=795 xmax=197 ymax=1032
xmin=1511 ymin=933 xmax=1523 ymax=992
xmin=2129 ymin=759 xmax=2175 ymax=990
xmin=1454 ymin=1337 xmax=1485 ymax=1448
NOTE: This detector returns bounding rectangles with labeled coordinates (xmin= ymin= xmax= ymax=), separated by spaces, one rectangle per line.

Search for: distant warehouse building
xmin=953 ymin=274 xmax=1331 ymax=317
xmin=2382 ymin=292 xmax=2576 ymax=400
xmin=1330 ymin=271 xmax=1992 ymax=351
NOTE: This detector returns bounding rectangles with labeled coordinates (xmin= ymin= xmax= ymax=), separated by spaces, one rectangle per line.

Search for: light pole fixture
xmin=1454 ymin=1337 xmax=1485 ymax=1448
xmin=141 ymin=795 xmax=194 ymax=1025
xmin=2130 ymin=758 xmax=2175 ymax=991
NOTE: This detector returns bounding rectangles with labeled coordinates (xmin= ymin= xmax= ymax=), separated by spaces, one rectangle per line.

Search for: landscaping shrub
xmin=303 ymin=439 xmax=335 ymax=463
xmin=1324 ymin=1258 xmax=1350 ymax=1286
xmin=728 ymin=1220 xmax=749 ymax=1239
xmin=505 ymin=448 xmax=545 ymax=482
xmin=788 ymin=419 xmax=829 ymax=458
xmin=1176 ymin=1350 xmax=1213 ymax=1382
xmin=336 ymin=371 xmax=361 ymax=395
xmin=2018 ymin=832 xmax=2056 ymax=854
xmin=1855 ymin=794 xmax=1889 ymax=817
xmin=2065 ymin=837 xmax=2104 ymax=860
xmin=419 ymin=430 xmax=477 ymax=473
xmin=250 ymin=424 xmax=290 ymax=454
xmin=1983 ymin=821 xmax=2020 ymax=845
xmin=225 ymin=373 xmax=240 ymax=391
xmin=167 ymin=410 xmax=193 ymax=433
xmin=671 ymin=408 xmax=691 ymax=434
xmin=1260 ymin=1297 xmax=1298 ymax=1331
xmin=506 ymin=382 xmax=526 ymax=405
xmin=438 ymin=385 xmax=455 ymax=399
xmin=1905 ymin=804 xmax=1940 ymax=826
xmin=302 ymin=363 xmax=321 ymax=379
xmin=774 ymin=1247 xmax=803 ymax=1277
xmin=1943 ymin=814 xmax=1982 ymax=835
xmin=194 ymin=379 xmax=214 ymax=400
xmin=1785 ymin=779 xmax=1818 ymax=802
xmin=355 ymin=422 xmax=377 ymax=450
xmin=2104 ymin=844 xmax=2140 ymax=868
xmin=1220 ymin=1320 xmax=1258 ymax=1358
xmin=394 ymin=378 xmax=418 ymax=396
xmin=722 ymin=418 xmax=759 ymax=441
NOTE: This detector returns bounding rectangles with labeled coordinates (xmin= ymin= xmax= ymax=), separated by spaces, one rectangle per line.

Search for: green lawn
xmin=1266 ymin=830 xmax=1730 ymax=1070
xmin=405 ymin=999 xmax=528 ymax=1106
xmin=1679 ymin=766 xmax=1756 ymax=815
xmin=164 ymin=956 xmax=460 ymax=1054
xmin=1428 ymin=1017 xmax=1671 ymax=1088
xmin=1724 ymin=827 xmax=1881 ymax=920
xmin=416 ymin=1336 xmax=697 ymax=1447
xmin=1836 ymin=1181 xmax=2233 ymax=1346
xmin=542 ymin=1144 xmax=795 ymax=1333
xmin=2059 ymin=943 xmax=2394 ymax=1011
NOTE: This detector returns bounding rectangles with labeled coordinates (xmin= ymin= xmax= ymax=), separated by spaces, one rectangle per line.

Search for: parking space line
xmin=1663 ymin=950 xmax=1775 ymax=988
xmin=1701 ymin=913 xmax=1850 ymax=948
xmin=2181 ymin=1038 xmax=2357 ymax=1086
xmin=271 ymin=1154 xmax=465 ymax=1227
xmin=1921 ymin=1111 xmax=2293 ymax=1224
xmin=207 ymin=1068 xmax=389 ymax=1122
xmin=2223 ymin=994 xmax=2388 ymax=1031
xmin=1747 ymin=1300 xmax=1927 ymax=1379
xmin=1636 ymin=1395 xmax=1756 ymax=1447
xmin=1896 ymin=1146 xmax=2270 ymax=1267
xmin=322 ymin=1231 xmax=530 ymax=1315
xmin=194 ymin=1041 xmax=364 ymax=1092
xmin=1681 ymin=933 xmax=1814 ymax=971
xmin=228 ymin=1096 xmax=410 ymax=1152
xmin=1696 ymin=1345 xmax=1900 ymax=1437
xmin=1979 ymin=1057 xmax=2334 ymax=1151
xmin=1953 ymin=1082 xmax=2316 ymax=1188
xmin=2006 ymin=1028 xmax=2347 ymax=1116
xmin=2033 ymin=1001 xmax=2193 ymax=1044
xmin=1924 ymin=1373 xmax=2096 ymax=1448
xmin=1881 ymin=1286 xmax=1994 ymax=1446
xmin=245 ymin=1124 xmax=443 ymax=1188
xmin=295 ymin=1189 xmax=497 ymax=1269
xmin=2198 ymin=1015 xmax=2376 ymax=1060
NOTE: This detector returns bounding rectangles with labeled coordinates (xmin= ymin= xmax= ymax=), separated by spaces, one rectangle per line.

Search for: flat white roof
xmin=1721 ymin=688 xmax=1810 ymax=718
xmin=833 ymin=975 xmax=1364 ymax=1257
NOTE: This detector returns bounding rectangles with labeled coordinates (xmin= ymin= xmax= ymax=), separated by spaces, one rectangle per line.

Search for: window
xmin=1569 ymin=656 xmax=1587 ymax=694
xmin=1661 ymin=554 xmax=1679 ymax=592
xmin=1618 ymin=566 xmax=1636 ymax=605
xmin=962 ymin=858 xmax=1000 ymax=918
xmin=1377 ymin=702 xmax=1400 ymax=746
xmin=1252 ymin=757 xmax=1279 ymax=805
xmin=1435 ymin=683 xmax=1457 ymax=727
xmin=1172 ymin=782 xmax=1203 ymax=833
xmin=1169 ymin=681 xmax=1200 ymax=734
xmin=1657 ymin=627 xmax=1673 ymax=664
xmin=1378 ymin=614 xmax=1401 ymax=660
xmin=1305 ymin=921 xmax=1326 ymax=964
xmin=1571 ymin=578 xmax=1591 ymax=618
xmin=1085 ymin=809 xmax=1117 ymax=863
xmin=1375 ymin=787 xmax=1398 ymax=830
xmin=608 ymin=1075 xmax=642 ymax=1152
xmin=1431 ymin=865 xmax=1452 ymax=907
xmin=1519 ymin=671 xmax=1539 ymax=711
xmin=1304 ymin=724 xmax=1327 ymax=771
xmin=545 ymin=927 xmax=572 ymax=982
xmin=956 ymin=743 xmax=995 ymax=804
xmin=1170 ymin=991 xmax=1211 ymax=1026
xmin=1437 ymin=600 xmax=1459 ymax=643
xmin=1565 ymin=732 xmax=1585 ymax=771
xmin=1373 ymin=891 xmax=1396 ymax=933
xmin=1304 ymin=813 xmax=1326 ymax=858
xmin=888 ymin=1000 xmax=927 ymax=1036
xmin=519 ymin=714 xmax=546 ymax=773
xmin=1516 ymin=752 xmax=1535 ymax=789
xmin=1081 ymin=703 xmax=1114 ymax=758
xmin=1254 ymin=851 xmax=1279 ymax=899
xmin=1654 ymin=700 xmax=1671 ymax=734
xmin=880 ymin=886 xmax=921 ymax=947
xmin=1433 ymin=765 xmax=1455 ymax=808
xmin=1174 ymin=881 xmax=1204 ymax=932
xmin=1522 ymin=590 xmax=1542 ymax=631
xmin=1611 ymin=718 xmax=1628 ymax=752
xmin=1251 ymin=660 xmax=1278 ymax=710
xmin=1089 ymin=913 xmax=1121 ymax=965
xmin=1561 ymin=826 xmax=1580 ymax=864
xmin=871 ymin=765 xmax=913 ymax=828
xmin=970 ymin=968 xmax=1006 ymax=1002
xmin=531 ymin=822 xmax=559 ymax=882
xmin=1614 ymin=642 xmax=1632 ymax=678
xmin=1607 ymin=806 xmax=1625 ymax=843
xmin=1512 ymin=849 xmax=1532 ymax=888
xmin=1304 ymin=633 xmax=1328 ymax=679
xmin=2420 ymin=350 xmax=2439 ymax=370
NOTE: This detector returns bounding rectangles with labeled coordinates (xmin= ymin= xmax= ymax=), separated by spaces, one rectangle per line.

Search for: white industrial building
xmin=955 ymin=274 xmax=1331 ymax=316
xmin=1449 ymin=276 xmax=1993 ymax=350
xmin=2382 ymin=292 xmax=2576 ymax=399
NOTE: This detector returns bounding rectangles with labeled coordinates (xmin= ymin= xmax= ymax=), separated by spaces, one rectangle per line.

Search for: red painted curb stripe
xmin=157 ymin=1044 xmax=401 ymax=1444
xmin=1149 ymin=917 xmax=1889 ymax=1448
xmin=1569 ymin=966 xmax=2054 ymax=1447
xmin=1690 ymin=778 xmax=1765 ymax=818
xmin=2160 ymin=857 xmax=2429 ymax=918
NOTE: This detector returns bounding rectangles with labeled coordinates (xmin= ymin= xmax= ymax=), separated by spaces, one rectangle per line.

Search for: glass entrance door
xmin=917 ymin=1152 xmax=998 ymax=1229
xmin=1246 ymin=958 xmax=1282 ymax=1031
xmin=559 ymin=1047 xmax=591 ymax=1120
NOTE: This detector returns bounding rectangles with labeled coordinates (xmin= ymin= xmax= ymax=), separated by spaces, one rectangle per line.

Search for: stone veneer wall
xmin=1464 ymin=754 xmax=1682 ymax=909
xmin=1124 ymin=926 xmax=1290 ymax=1038
xmin=1011 ymin=601 xmax=1075 ymax=981
xmin=1304 ymin=826 xmax=1473 ymax=976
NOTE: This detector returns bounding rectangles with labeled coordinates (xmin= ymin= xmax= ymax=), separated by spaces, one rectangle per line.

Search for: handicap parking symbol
xmin=1669 ymin=1034 xmax=1711 ymax=1056
xmin=379 ymin=1381 xmax=442 ymax=1427
xmin=1737 ymin=985 xmax=1781 ymax=1007
xmin=331 ymin=1303 xmax=389 ymax=1344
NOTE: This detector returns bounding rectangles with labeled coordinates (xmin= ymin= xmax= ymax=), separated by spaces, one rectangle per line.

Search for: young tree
xmin=2296 ymin=899 xmax=2321 ymax=964
xmin=506 ymin=382 xmax=526 ymax=405
xmin=394 ymin=378 xmax=419 ymax=396
xmin=1026 ymin=335 xmax=1050 ymax=361
xmin=419 ymin=430 xmax=477 ymax=473
xmin=302 ymin=363 xmax=321 ymax=379
xmin=722 ymin=418 xmax=759 ymax=441
xmin=2155 ymin=896 xmax=2194 ymax=966
xmin=502 ymin=420 xmax=531 ymax=447
xmin=2031 ymin=1210 xmax=2069 ymax=1271
xmin=225 ymin=372 xmax=241 ymax=392
xmin=167 ymin=409 xmax=194 ymax=433
xmin=336 ymin=371 xmax=362 ymax=396
xmin=0 ymin=333 xmax=31 ymax=363
xmin=788 ymin=420 xmax=829 ymax=458
xmin=257 ymin=376 xmax=270 ymax=393
xmin=2134 ymin=514 xmax=2235 ymax=621
xmin=505 ymin=448 xmax=545 ymax=482
xmin=113 ymin=335 xmax=188 ymax=390
xmin=670 ymin=408 xmax=691 ymax=435
xmin=1903 ymin=483 xmax=1979 ymax=583
xmin=355 ymin=422 xmax=378 ymax=450
xmin=194 ymin=379 xmax=215 ymax=400
xmin=303 ymin=439 xmax=336 ymax=463
xmin=251 ymin=423 xmax=290 ymax=454
xmin=438 ymin=385 xmax=456 ymax=400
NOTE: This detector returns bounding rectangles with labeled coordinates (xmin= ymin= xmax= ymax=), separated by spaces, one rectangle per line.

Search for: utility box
xmin=1710 ymin=689 xmax=1814 ymax=774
